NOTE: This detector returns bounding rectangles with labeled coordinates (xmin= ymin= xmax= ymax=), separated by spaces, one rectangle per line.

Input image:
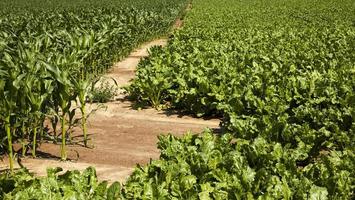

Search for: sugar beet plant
xmin=127 ymin=0 xmax=355 ymax=197
xmin=0 ymin=167 xmax=122 ymax=199
xmin=1 ymin=131 xmax=354 ymax=199
xmin=0 ymin=0 xmax=189 ymax=168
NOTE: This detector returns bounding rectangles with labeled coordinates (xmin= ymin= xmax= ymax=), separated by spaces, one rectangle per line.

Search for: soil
xmin=0 ymin=38 xmax=220 ymax=184
xmin=174 ymin=18 xmax=184 ymax=29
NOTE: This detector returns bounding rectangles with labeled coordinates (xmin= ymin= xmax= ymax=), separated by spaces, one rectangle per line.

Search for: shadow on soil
xmin=116 ymin=96 xmax=223 ymax=121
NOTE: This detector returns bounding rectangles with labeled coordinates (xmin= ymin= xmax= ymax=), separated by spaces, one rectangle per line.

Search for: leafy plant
xmin=126 ymin=0 xmax=355 ymax=198
xmin=1 ymin=131 xmax=353 ymax=199
xmin=121 ymin=131 xmax=354 ymax=199
xmin=89 ymin=79 xmax=118 ymax=103
xmin=0 ymin=167 xmax=121 ymax=199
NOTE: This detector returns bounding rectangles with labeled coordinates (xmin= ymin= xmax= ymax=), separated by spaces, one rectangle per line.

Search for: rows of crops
xmin=0 ymin=0 xmax=189 ymax=169
xmin=126 ymin=0 xmax=355 ymax=198
xmin=1 ymin=129 xmax=353 ymax=199
xmin=1 ymin=0 xmax=354 ymax=199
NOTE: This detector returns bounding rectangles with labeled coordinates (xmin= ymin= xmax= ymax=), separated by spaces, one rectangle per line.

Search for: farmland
xmin=0 ymin=0 xmax=188 ymax=166
xmin=127 ymin=0 xmax=355 ymax=198
xmin=1 ymin=0 xmax=355 ymax=199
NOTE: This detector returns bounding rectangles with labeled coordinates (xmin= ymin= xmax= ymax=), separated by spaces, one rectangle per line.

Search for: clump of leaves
xmin=123 ymin=130 xmax=354 ymax=199
xmin=89 ymin=80 xmax=118 ymax=103
xmin=1 ymin=130 xmax=354 ymax=199
xmin=0 ymin=167 xmax=121 ymax=200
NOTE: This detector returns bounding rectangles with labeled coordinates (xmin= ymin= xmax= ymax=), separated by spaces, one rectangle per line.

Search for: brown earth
xmin=0 ymin=38 xmax=220 ymax=184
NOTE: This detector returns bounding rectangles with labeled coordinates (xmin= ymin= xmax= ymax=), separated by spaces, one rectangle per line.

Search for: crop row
xmin=1 ymin=131 xmax=354 ymax=199
xmin=0 ymin=0 xmax=189 ymax=169
xmin=127 ymin=0 xmax=355 ymax=198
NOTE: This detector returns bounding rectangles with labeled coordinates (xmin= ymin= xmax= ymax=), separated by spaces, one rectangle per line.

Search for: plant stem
xmin=22 ymin=123 xmax=27 ymax=157
xmin=5 ymin=115 xmax=14 ymax=172
xmin=52 ymin=116 xmax=58 ymax=144
xmin=32 ymin=127 xmax=37 ymax=158
xmin=81 ymin=102 xmax=88 ymax=147
xmin=60 ymin=113 xmax=67 ymax=161
xmin=52 ymin=107 xmax=59 ymax=144
xmin=40 ymin=117 xmax=44 ymax=143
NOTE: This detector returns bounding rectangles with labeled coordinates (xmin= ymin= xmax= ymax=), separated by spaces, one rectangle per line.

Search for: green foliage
xmin=126 ymin=0 xmax=355 ymax=197
xmin=0 ymin=0 xmax=189 ymax=163
xmin=128 ymin=0 xmax=355 ymax=161
xmin=122 ymin=131 xmax=354 ymax=199
xmin=89 ymin=80 xmax=118 ymax=103
xmin=0 ymin=167 xmax=121 ymax=199
xmin=1 ymin=131 xmax=354 ymax=199
xmin=1 ymin=0 xmax=354 ymax=198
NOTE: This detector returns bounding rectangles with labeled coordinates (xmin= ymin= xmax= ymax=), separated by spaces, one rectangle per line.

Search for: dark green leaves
xmin=122 ymin=131 xmax=354 ymax=199
xmin=126 ymin=0 xmax=355 ymax=198
xmin=1 ymin=167 xmax=122 ymax=200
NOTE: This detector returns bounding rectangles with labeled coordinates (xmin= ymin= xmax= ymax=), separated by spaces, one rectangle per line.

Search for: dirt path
xmin=0 ymin=38 xmax=220 ymax=183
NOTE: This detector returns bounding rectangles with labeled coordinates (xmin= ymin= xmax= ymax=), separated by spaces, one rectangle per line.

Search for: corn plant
xmin=25 ymin=77 xmax=51 ymax=158
xmin=0 ymin=53 xmax=25 ymax=172
xmin=71 ymin=77 xmax=92 ymax=147
xmin=45 ymin=63 xmax=74 ymax=161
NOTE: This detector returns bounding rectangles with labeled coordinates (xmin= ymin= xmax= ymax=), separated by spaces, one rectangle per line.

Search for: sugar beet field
xmin=0 ymin=0 xmax=354 ymax=199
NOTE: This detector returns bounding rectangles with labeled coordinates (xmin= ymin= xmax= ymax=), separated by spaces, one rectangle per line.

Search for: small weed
xmin=89 ymin=81 xmax=118 ymax=103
